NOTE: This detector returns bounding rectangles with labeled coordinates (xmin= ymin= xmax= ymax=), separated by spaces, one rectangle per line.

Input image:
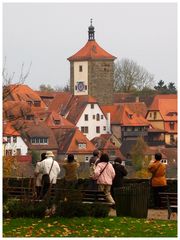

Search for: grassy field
xmin=3 ymin=216 xmax=177 ymax=237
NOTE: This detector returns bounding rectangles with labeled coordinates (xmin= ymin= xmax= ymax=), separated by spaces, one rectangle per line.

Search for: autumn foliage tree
xmin=130 ymin=137 xmax=151 ymax=178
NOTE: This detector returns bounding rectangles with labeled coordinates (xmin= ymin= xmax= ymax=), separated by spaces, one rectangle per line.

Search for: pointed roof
xmin=102 ymin=104 xmax=149 ymax=126
xmin=53 ymin=127 xmax=95 ymax=154
xmin=148 ymin=94 xmax=177 ymax=121
xmin=45 ymin=111 xmax=75 ymax=129
xmin=68 ymin=40 xmax=116 ymax=61
xmin=3 ymin=121 xmax=20 ymax=136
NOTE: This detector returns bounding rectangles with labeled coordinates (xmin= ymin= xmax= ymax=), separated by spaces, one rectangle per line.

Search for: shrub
xmin=55 ymin=201 xmax=109 ymax=218
xmin=4 ymin=199 xmax=47 ymax=218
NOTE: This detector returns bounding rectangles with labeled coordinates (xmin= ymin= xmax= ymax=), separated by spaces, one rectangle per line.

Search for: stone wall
xmin=88 ymin=60 xmax=114 ymax=105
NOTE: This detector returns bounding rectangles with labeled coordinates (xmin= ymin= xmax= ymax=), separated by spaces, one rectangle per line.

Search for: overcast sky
xmin=3 ymin=2 xmax=177 ymax=90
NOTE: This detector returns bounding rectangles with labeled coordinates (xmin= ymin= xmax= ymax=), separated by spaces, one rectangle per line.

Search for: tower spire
xmin=88 ymin=18 xmax=95 ymax=41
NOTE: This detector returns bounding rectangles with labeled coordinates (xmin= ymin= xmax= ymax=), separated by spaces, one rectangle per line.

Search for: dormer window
xmin=128 ymin=114 xmax=133 ymax=119
xmin=78 ymin=143 xmax=87 ymax=149
xmin=26 ymin=114 xmax=34 ymax=120
xmin=34 ymin=101 xmax=41 ymax=107
xmin=54 ymin=120 xmax=60 ymax=125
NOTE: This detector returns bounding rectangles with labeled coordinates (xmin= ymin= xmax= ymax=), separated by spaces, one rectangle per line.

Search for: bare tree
xmin=3 ymin=57 xmax=32 ymax=101
xmin=114 ymin=58 xmax=154 ymax=92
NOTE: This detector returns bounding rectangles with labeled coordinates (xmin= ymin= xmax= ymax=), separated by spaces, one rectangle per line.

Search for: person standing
xmin=62 ymin=154 xmax=80 ymax=189
xmin=89 ymin=149 xmax=100 ymax=189
xmin=39 ymin=151 xmax=60 ymax=198
xmin=148 ymin=153 xmax=167 ymax=208
xmin=34 ymin=152 xmax=46 ymax=198
xmin=111 ymin=157 xmax=128 ymax=197
xmin=93 ymin=153 xmax=115 ymax=205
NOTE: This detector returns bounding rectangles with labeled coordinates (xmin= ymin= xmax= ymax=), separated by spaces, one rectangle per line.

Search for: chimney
xmin=106 ymin=112 xmax=111 ymax=133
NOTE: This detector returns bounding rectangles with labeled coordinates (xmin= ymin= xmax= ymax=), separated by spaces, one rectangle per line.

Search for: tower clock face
xmin=77 ymin=81 xmax=85 ymax=92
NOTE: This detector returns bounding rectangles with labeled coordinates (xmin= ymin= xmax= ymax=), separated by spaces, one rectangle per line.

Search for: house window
xmin=103 ymin=126 xmax=106 ymax=131
xmin=79 ymin=65 xmax=83 ymax=72
xmin=9 ymin=114 xmax=14 ymax=120
xmin=93 ymin=115 xmax=95 ymax=119
xmin=54 ymin=120 xmax=60 ymax=125
xmin=96 ymin=114 xmax=100 ymax=121
xmin=78 ymin=143 xmax=87 ymax=149
xmin=13 ymin=136 xmax=17 ymax=143
xmin=16 ymin=149 xmax=21 ymax=155
xmin=81 ymin=126 xmax=88 ymax=133
xmin=85 ymin=156 xmax=89 ymax=162
xmin=154 ymin=112 xmax=157 ymax=120
xmin=31 ymin=137 xmax=48 ymax=145
xmin=170 ymin=134 xmax=175 ymax=144
xmin=34 ymin=101 xmax=41 ymax=107
xmin=7 ymin=136 xmax=11 ymax=143
xmin=161 ymin=159 xmax=168 ymax=164
xmin=96 ymin=126 xmax=100 ymax=133
xmin=26 ymin=115 xmax=34 ymax=120
xmin=84 ymin=114 xmax=88 ymax=121
xmin=149 ymin=113 xmax=152 ymax=118
xmin=91 ymin=104 xmax=94 ymax=109
xmin=101 ymin=115 xmax=104 ymax=119
xmin=169 ymin=122 xmax=175 ymax=130
xmin=6 ymin=149 xmax=12 ymax=156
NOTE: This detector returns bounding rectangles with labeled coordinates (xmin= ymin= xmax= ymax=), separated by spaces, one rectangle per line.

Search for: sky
xmin=3 ymin=2 xmax=177 ymax=91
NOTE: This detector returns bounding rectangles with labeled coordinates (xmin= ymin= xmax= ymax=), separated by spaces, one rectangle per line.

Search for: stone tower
xmin=67 ymin=19 xmax=116 ymax=105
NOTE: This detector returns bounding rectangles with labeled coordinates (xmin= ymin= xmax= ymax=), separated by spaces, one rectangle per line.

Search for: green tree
xmin=114 ymin=58 xmax=154 ymax=92
xmin=167 ymin=82 xmax=177 ymax=93
xmin=154 ymin=80 xmax=177 ymax=94
xmin=31 ymin=150 xmax=40 ymax=166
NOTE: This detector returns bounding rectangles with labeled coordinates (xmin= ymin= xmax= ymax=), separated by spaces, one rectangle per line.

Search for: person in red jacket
xmin=148 ymin=153 xmax=167 ymax=208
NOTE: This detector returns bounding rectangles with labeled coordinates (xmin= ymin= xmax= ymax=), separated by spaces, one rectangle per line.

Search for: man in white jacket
xmin=38 ymin=151 xmax=60 ymax=198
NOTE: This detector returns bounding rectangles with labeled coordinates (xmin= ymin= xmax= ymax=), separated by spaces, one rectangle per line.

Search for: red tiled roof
xmin=53 ymin=127 xmax=95 ymax=154
xmin=46 ymin=111 xmax=75 ymax=128
xmin=3 ymin=121 xmax=20 ymax=136
xmin=48 ymin=92 xmax=73 ymax=113
xmin=15 ymin=121 xmax=58 ymax=150
xmin=5 ymin=84 xmax=46 ymax=108
xmin=91 ymin=136 xmax=125 ymax=160
xmin=102 ymin=104 xmax=149 ymax=126
xmin=68 ymin=40 xmax=116 ymax=61
xmin=148 ymin=94 xmax=177 ymax=120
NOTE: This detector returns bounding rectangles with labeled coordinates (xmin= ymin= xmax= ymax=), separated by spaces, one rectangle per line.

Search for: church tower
xmin=67 ymin=19 xmax=116 ymax=105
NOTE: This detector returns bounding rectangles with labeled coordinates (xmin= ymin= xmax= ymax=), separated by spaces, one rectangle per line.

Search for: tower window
xmin=79 ymin=65 xmax=83 ymax=72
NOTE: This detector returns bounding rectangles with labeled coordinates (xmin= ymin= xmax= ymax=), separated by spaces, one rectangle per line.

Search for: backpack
xmin=89 ymin=158 xmax=99 ymax=178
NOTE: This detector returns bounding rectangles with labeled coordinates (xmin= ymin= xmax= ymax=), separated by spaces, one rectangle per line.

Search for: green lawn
xmin=3 ymin=216 xmax=177 ymax=237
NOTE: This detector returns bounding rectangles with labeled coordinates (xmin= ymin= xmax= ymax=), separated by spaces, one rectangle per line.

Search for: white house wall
xmin=4 ymin=136 xmax=28 ymax=156
xmin=77 ymin=103 xmax=110 ymax=140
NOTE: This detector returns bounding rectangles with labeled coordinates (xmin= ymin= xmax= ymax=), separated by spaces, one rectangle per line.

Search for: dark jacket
xmin=112 ymin=162 xmax=127 ymax=187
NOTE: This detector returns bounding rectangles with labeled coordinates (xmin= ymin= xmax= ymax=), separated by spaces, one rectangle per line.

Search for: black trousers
xmin=152 ymin=186 xmax=167 ymax=208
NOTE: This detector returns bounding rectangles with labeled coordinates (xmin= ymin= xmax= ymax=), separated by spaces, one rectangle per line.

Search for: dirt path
xmin=109 ymin=208 xmax=177 ymax=220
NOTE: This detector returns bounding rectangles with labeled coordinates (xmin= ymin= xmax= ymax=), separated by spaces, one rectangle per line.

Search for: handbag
xmin=42 ymin=160 xmax=54 ymax=185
